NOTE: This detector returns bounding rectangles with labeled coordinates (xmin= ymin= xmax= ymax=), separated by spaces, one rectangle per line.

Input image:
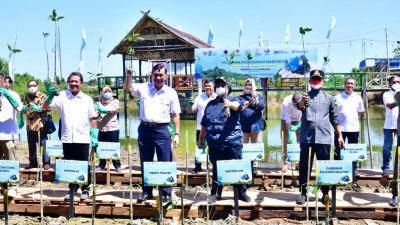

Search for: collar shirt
xmin=300 ymin=89 xmax=338 ymax=144
xmin=281 ymin=95 xmax=302 ymax=123
xmin=0 ymin=90 xmax=22 ymax=140
xmin=49 ymin=90 xmax=97 ymax=144
xmin=201 ymin=96 xmax=243 ymax=149
xmin=96 ymin=98 xmax=119 ymax=132
xmin=132 ymin=82 xmax=181 ymax=123
xmin=192 ymin=93 xmax=217 ymax=130
xmin=335 ymin=91 xmax=364 ymax=132
xmin=23 ymin=91 xmax=48 ymax=132
xmin=383 ymin=90 xmax=398 ymax=129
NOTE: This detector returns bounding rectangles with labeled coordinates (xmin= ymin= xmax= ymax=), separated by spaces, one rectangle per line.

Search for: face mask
xmin=28 ymin=86 xmax=37 ymax=94
xmin=216 ymin=87 xmax=226 ymax=96
xmin=103 ymin=92 xmax=112 ymax=99
xmin=244 ymin=88 xmax=252 ymax=94
xmin=310 ymin=84 xmax=323 ymax=90
xmin=392 ymin=83 xmax=400 ymax=92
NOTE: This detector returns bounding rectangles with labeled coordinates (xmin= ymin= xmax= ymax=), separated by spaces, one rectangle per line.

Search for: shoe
xmin=390 ymin=196 xmax=398 ymax=207
xmin=137 ymin=193 xmax=153 ymax=203
xmin=24 ymin=165 xmax=37 ymax=170
xmin=115 ymin=167 xmax=123 ymax=173
xmin=296 ymin=194 xmax=306 ymax=205
xmin=382 ymin=170 xmax=390 ymax=178
xmin=295 ymin=162 xmax=300 ymax=171
xmin=96 ymin=166 xmax=106 ymax=172
xmin=192 ymin=167 xmax=204 ymax=173
xmin=8 ymin=188 xmax=17 ymax=198
xmin=64 ymin=192 xmax=77 ymax=200
xmin=80 ymin=191 xmax=89 ymax=200
xmin=163 ymin=195 xmax=172 ymax=203
xmin=43 ymin=164 xmax=51 ymax=170
xmin=239 ymin=193 xmax=251 ymax=203
xmin=321 ymin=194 xmax=332 ymax=205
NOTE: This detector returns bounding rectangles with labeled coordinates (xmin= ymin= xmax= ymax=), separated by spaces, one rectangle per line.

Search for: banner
xmin=45 ymin=140 xmax=64 ymax=158
xmin=316 ymin=160 xmax=353 ymax=186
xmin=340 ymin=144 xmax=367 ymax=162
xmin=97 ymin=142 xmax=121 ymax=160
xmin=0 ymin=160 xmax=19 ymax=184
xmin=195 ymin=48 xmax=318 ymax=78
xmin=287 ymin=144 xmax=301 ymax=162
xmin=55 ymin=159 xmax=88 ymax=184
xmin=143 ymin=162 xmax=177 ymax=187
xmin=242 ymin=143 xmax=264 ymax=161
xmin=217 ymin=160 xmax=253 ymax=185
xmin=195 ymin=146 xmax=208 ymax=163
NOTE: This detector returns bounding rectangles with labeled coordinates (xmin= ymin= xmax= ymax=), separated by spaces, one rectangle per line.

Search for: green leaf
xmin=43 ymin=32 xmax=49 ymax=37
xmin=7 ymin=44 xmax=12 ymax=51
xmin=57 ymin=16 xmax=65 ymax=21
xmin=52 ymin=9 xmax=57 ymax=18
xmin=247 ymin=53 xmax=253 ymax=61
xmin=304 ymin=28 xmax=312 ymax=32
xmin=13 ymin=49 xmax=22 ymax=53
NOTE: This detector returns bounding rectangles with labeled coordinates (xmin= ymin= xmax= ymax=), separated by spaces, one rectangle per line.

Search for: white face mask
xmin=310 ymin=84 xmax=323 ymax=90
xmin=216 ymin=87 xmax=226 ymax=96
xmin=28 ymin=86 xmax=37 ymax=94
xmin=392 ymin=83 xmax=400 ymax=92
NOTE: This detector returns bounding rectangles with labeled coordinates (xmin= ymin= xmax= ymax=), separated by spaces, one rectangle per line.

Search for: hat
xmin=310 ymin=70 xmax=325 ymax=79
xmin=215 ymin=76 xmax=227 ymax=84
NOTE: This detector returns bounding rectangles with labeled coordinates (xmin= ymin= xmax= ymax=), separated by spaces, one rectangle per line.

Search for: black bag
xmin=42 ymin=114 xmax=56 ymax=134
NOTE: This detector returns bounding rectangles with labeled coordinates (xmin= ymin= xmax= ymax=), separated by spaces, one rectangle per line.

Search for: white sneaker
xmin=8 ymin=188 xmax=17 ymax=198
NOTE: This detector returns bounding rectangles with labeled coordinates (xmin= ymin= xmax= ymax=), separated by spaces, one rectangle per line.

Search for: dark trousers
xmin=194 ymin=130 xmax=202 ymax=169
xmin=138 ymin=123 xmax=172 ymax=197
xmin=334 ymin=131 xmax=359 ymax=180
xmin=98 ymin=130 xmax=121 ymax=169
xmin=299 ymin=143 xmax=330 ymax=195
xmin=63 ymin=143 xmax=91 ymax=192
xmin=391 ymin=138 xmax=400 ymax=196
xmin=209 ymin=146 xmax=247 ymax=197
xmin=27 ymin=130 xmax=48 ymax=166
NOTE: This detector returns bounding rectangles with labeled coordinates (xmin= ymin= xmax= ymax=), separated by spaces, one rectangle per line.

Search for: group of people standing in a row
xmin=1 ymin=66 xmax=400 ymax=207
xmin=0 ymin=72 xmax=122 ymax=199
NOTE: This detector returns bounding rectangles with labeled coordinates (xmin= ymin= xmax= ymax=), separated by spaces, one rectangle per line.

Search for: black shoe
xmin=239 ymin=193 xmax=251 ymax=203
xmin=382 ymin=170 xmax=390 ymax=178
xmin=25 ymin=165 xmax=37 ymax=170
xmin=208 ymin=194 xmax=221 ymax=204
xmin=296 ymin=194 xmax=306 ymax=205
xmin=192 ymin=167 xmax=203 ymax=173
xmin=390 ymin=196 xmax=398 ymax=207
xmin=137 ymin=193 xmax=153 ymax=203
xmin=321 ymin=194 xmax=332 ymax=205
xmin=163 ymin=195 xmax=172 ymax=203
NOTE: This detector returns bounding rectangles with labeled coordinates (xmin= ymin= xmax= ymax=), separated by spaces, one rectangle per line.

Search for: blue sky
xmin=1 ymin=0 xmax=399 ymax=81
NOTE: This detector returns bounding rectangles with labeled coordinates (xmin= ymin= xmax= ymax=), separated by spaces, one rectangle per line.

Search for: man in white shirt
xmin=186 ymin=79 xmax=216 ymax=173
xmin=0 ymin=73 xmax=24 ymax=198
xmin=280 ymin=93 xmax=302 ymax=164
xmin=382 ymin=75 xmax=400 ymax=178
xmin=43 ymin=72 xmax=98 ymax=200
xmin=334 ymin=77 xmax=364 ymax=176
xmin=124 ymin=63 xmax=180 ymax=204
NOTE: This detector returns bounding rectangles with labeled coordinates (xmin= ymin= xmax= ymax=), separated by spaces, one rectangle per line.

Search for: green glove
xmin=21 ymin=105 xmax=28 ymax=114
xmin=187 ymin=96 xmax=194 ymax=107
xmin=394 ymin=101 xmax=399 ymax=107
xmin=200 ymin=140 xmax=207 ymax=154
xmin=0 ymin=88 xmax=20 ymax=108
xmin=288 ymin=130 xmax=295 ymax=144
xmin=94 ymin=104 xmax=109 ymax=114
xmin=90 ymin=128 xmax=99 ymax=148
xmin=18 ymin=113 xmax=24 ymax=129
xmin=136 ymin=99 xmax=140 ymax=109
xmin=168 ymin=122 xmax=175 ymax=136
xmin=31 ymin=103 xmax=42 ymax=112
xmin=289 ymin=122 xmax=301 ymax=132
xmin=44 ymin=81 xmax=58 ymax=104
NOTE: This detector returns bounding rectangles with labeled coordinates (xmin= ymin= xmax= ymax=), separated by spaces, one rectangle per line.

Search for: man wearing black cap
xmin=295 ymin=70 xmax=344 ymax=205
xmin=198 ymin=77 xmax=251 ymax=203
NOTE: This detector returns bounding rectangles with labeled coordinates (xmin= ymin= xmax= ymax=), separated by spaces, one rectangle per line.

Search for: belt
xmin=141 ymin=120 xmax=169 ymax=128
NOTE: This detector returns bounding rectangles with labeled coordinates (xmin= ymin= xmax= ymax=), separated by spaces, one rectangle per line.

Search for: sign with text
xmin=316 ymin=160 xmax=353 ymax=186
xmin=45 ymin=140 xmax=64 ymax=158
xmin=242 ymin=143 xmax=265 ymax=161
xmin=287 ymin=144 xmax=301 ymax=162
xmin=195 ymin=48 xmax=318 ymax=78
xmin=340 ymin=144 xmax=367 ymax=162
xmin=195 ymin=146 xmax=208 ymax=163
xmin=217 ymin=160 xmax=253 ymax=185
xmin=0 ymin=160 xmax=19 ymax=184
xmin=143 ymin=162 xmax=177 ymax=187
xmin=55 ymin=159 xmax=88 ymax=184
xmin=97 ymin=142 xmax=121 ymax=160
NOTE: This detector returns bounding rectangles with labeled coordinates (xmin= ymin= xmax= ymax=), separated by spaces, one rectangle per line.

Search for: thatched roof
xmin=108 ymin=11 xmax=212 ymax=60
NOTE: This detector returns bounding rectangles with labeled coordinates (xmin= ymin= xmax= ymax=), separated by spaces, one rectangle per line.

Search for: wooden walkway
xmin=21 ymin=165 xmax=390 ymax=187
xmin=0 ymin=187 xmax=398 ymax=220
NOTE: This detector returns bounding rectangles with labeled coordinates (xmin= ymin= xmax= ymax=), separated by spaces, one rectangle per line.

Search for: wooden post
xmin=185 ymin=130 xmax=188 ymax=188
xmin=363 ymin=73 xmax=374 ymax=169
xmin=128 ymin=144 xmax=133 ymax=223
xmin=122 ymin=54 xmax=128 ymax=139
xmin=68 ymin=188 xmax=74 ymax=219
xmin=3 ymin=183 xmax=8 ymax=225
xmin=306 ymin=146 xmax=312 ymax=222
xmin=233 ymin=186 xmax=239 ymax=217
xmin=106 ymin=160 xmax=111 ymax=187
xmin=180 ymin=173 xmax=184 ymax=225
xmin=332 ymin=186 xmax=337 ymax=218
xmin=92 ymin=151 xmax=97 ymax=225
